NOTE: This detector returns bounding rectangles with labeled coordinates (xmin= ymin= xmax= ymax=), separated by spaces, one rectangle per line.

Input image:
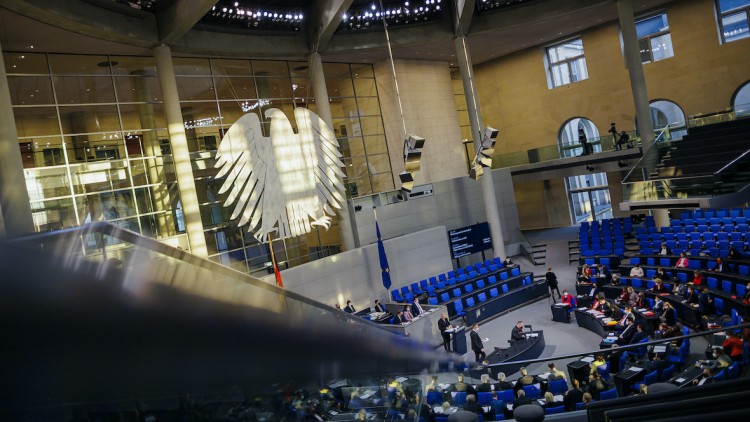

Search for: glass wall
xmin=5 ymin=52 xmax=392 ymax=276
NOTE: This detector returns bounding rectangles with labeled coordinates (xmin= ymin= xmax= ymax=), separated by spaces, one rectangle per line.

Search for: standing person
xmin=411 ymin=296 xmax=425 ymax=317
xmin=511 ymin=321 xmax=527 ymax=341
xmin=470 ymin=324 xmax=486 ymax=363
xmin=546 ymin=267 xmax=561 ymax=299
xmin=617 ymin=131 xmax=630 ymax=149
xmin=608 ymin=122 xmax=618 ymax=148
xmin=438 ymin=313 xmax=453 ymax=352
xmin=579 ymin=128 xmax=591 ymax=156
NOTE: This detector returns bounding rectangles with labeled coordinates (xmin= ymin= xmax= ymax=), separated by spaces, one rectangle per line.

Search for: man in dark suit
xmin=629 ymin=324 xmax=649 ymax=345
xmin=563 ymin=379 xmax=584 ymax=411
xmin=470 ymin=324 xmax=486 ymax=362
xmin=512 ymin=389 xmax=533 ymax=410
xmin=373 ymin=299 xmax=386 ymax=313
xmin=616 ymin=317 xmax=637 ymax=345
xmin=646 ymin=353 xmax=670 ymax=378
xmin=545 ymin=267 xmax=561 ymax=299
xmin=344 ymin=300 xmax=356 ymax=314
xmin=698 ymin=287 xmax=715 ymax=315
xmin=411 ymin=296 xmax=425 ymax=317
xmin=438 ymin=313 xmax=452 ymax=352
xmin=511 ymin=321 xmax=526 ymax=341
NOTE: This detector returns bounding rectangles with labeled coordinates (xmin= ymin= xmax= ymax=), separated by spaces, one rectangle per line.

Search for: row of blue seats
xmin=425 ymin=269 xmax=524 ymax=305
xmin=637 ymin=232 xmax=747 ymax=242
xmin=638 ymin=239 xmax=747 ymax=250
xmin=581 ymin=247 xmax=625 ymax=257
xmin=581 ymin=217 xmax=633 ymax=230
xmin=449 ymin=276 xmax=533 ymax=318
xmin=680 ymin=208 xmax=750 ymax=219
xmin=638 ymin=243 xmax=748 ymax=258
xmin=671 ymin=217 xmax=749 ymax=227
xmin=391 ymin=257 xmax=507 ymax=302
xmin=628 ymin=256 xmax=750 ymax=274
xmin=640 ymin=222 xmax=750 ymax=234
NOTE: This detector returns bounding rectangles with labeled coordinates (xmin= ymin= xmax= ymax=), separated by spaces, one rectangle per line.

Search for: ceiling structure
xmin=0 ymin=0 xmax=672 ymax=65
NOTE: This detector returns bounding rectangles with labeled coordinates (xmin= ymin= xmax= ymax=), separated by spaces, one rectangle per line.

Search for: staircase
xmin=568 ymin=239 xmax=580 ymax=263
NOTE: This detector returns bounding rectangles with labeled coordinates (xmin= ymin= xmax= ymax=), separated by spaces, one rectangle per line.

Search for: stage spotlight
xmin=469 ymin=126 xmax=499 ymax=180
xmin=399 ymin=171 xmax=414 ymax=192
xmin=586 ymin=164 xmax=596 ymax=172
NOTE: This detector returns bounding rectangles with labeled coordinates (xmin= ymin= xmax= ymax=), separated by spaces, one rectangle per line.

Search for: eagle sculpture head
xmin=214 ymin=108 xmax=346 ymax=242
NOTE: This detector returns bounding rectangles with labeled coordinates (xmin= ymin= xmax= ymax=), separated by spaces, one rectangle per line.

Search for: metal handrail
xmin=715 ymin=148 xmax=750 ymax=175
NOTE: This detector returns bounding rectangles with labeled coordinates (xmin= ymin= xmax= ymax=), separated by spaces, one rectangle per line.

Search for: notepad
xmin=538 ymin=372 xmax=551 ymax=380
xmin=630 ymin=367 xmax=644 ymax=372
xmin=395 ymin=377 xmax=408 ymax=383
xmin=654 ymin=345 xmax=667 ymax=353
xmin=581 ymin=356 xmax=595 ymax=363
xmin=675 ymin=377 xmax=686 ymax=383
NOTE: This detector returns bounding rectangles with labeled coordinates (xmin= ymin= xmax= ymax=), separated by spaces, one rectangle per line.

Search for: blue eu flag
xmin=376 ymin=221 xmax=392 ymax=290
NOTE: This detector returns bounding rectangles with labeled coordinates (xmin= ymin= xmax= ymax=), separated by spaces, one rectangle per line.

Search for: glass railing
xmin=687 ymin=102 xmax=750 ymax=128
xmin=492 ymin=130 xmax=643 ymax=169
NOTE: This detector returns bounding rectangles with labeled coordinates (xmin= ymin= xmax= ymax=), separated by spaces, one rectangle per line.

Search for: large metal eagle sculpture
xmin=214 ymin=108 xmax=346 ymax=242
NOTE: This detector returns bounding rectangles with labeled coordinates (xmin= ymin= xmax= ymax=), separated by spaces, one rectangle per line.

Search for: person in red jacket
xmin=561 ymin=290 xmax=575 ymax=307
xmin=723 ymin=331 xmax=744 ymax=361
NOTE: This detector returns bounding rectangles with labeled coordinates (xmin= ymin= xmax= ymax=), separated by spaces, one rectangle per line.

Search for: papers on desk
xmin=637 ymin=308 xmax=648 ymax=312
xmin=482 ymin=406 xmax=491 ymax=413
xmin=360 ymin=391 xmax=376 ymax=399
xmin=438 ymin=383 xmax=451 ymax=390
xmin=538 ymin=372 xmax=551 ymax=380
xmin=654 ymin=345 xmax=667 ymax=353
xmin=602 ymin=318 xmax=613 ymax=323
xmin=395 ymin=377 xmax=408 ymax=383
xmin=675 ymin=377 xmax=686 ymax=383
xmin=506 ymin=404 xmax=513 ymax=411
xmin=536 ymin=399 xmax=546 ymax=405
xmin=554 ymin=395 xmax=564 ymax=402
xmin=578 ymin=307 xmax=588 ymax=311
xmin=581 ymin=356 xmax=595 ymax=363
xmin=629 ymin=367 xmax=644 ymax=373
xmin=484 ymin=337 xmax=490 ymax=342
xmin=527 ymin=333 xmax=539 ymax=338
xmin=329 ymin=380 xmax=348 ymax=388
xmin=556 ymin=302 xmax=570 ymax=307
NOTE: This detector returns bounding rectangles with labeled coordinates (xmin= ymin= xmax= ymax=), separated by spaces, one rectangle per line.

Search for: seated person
xmin=629 ymin=324 xmax=650 ymax=345
xmin=402 ymin=305 xmax=414 ymax=322
xmin=598 ymin=265 xmax=612 ymax=287
xmin=454 ymin=374 xmax=475 ymax=394
xmin=513 ymin=367 xmax=537 ymax=394
xmin=373 ymin=299 xmax=386 ymax=313
xmin=615 ymin=317 xmax=637 ymax=345
xmin=692 ymin=270 xmax=704 ymax=286
xmin=541 ymin=392 xmax=562 ymax=410
xmin=563 ymin=379 xmax=584 ymax=411
xmin=503 ymin=257 xmax=516 ymax=268
xmin=653 ymin=322 xmax=670 ymax=339
xmin=463 ymin=394 xmax=482 ymax=415
xmin=586 ymin=372 xmax=609 ymax=400
xmin=547 ymin=362 xmax=567 ymax=380
xmin=495 ymin=372 xmax=513 ymax=391
xmin=672 ymin=279 xmax=687 ymax=296
xmin=727 ymin=246 xmax=742 ymax=260
xmin=692 ymin=367 xmax=716 ymax=386
xmin=646 ymin=353 xmax=670 ymax=378
xmin=658 ymin=242 xmax=672 ymax=256
xmin=698 ymin=287 xmax=714 ymax=315
xmin=662 ymin=303 xmax=676 ymax=326
xmin=579 ymin=264 xmax=592 ymax=283
xmin=617 ymin=287 xmax=630 ymax=305
xmin=476 ymin=374 xmax=493 ymax=393
xmin=586 ymin=284 xmax=599 ymax=299
xmin=685 ymin=286 xmax=699 ymax=305
xmin=592 ymin=297 xmax=608 ymax=313
xmin=589 ymin=354 xmax=607 ymax=375
xmin=656 ymin=267 xmax=668 ymax=280
xmin=581 ymin=392 xmax=594 ymax=406
xmin=628 ymin=286 xmax=639 ymax=308
xmin=712 ymin=258 xmax=728 ymax=273
xmin=636 ymin=292 xmax=648 ymax=309
xmin=676 ymin=252 xmax=689 ymax=268
xmin=615 ymin=305 xmax=634 ymax=330
xmin=560 ymin=290 xmax=575 ymax=306
xmin=651 ymin=278 xmax=668 ymax=293
xmin=630 ymin=263 xmax=644 ymax=278
xmin=653 ymin=296 xmax=666 ymax=315
xmin=425 ymin=375 xmax=440 ymax=392
xmin=697 ymin=347 xmax=732 ymax=371
xmin=722 ymin=331 xmax=744 ymax=361
xmin=611 ymin=273 xmax=622 ymax=286
xmin=743 ymin=282 xmax=750 ymax=302
xmin=512 ymin=389 xmax=533 ymax=410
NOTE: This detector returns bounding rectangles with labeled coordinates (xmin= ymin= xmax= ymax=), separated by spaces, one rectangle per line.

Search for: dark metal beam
xmin=157 ymin=0 xmax=219 ymax=46
xmin=1 ymin=0 xmax=158 ymax=48
xmin=308 ymin=0 xmax=353 ymax=52
xmin=453 ymin=0 xmax=476 ymax=36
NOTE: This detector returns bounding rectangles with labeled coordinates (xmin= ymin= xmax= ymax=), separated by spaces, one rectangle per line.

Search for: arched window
xmin=558 ymin=118 xmax=613 ymax=223
xmin=558 ymin=117 xmax=601 ymax=158
xmin=732 ymin=81 xmax=750 ymax=117
xmin=649 ymin=99 xmax=687 ymax=140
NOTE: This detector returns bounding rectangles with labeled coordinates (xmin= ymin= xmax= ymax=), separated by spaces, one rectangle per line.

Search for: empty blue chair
xmin=452 ymin=288 xmax=461 ymax=298
xmin=428 ymin=297 xmax=438 ymax=306
xmin=448 ymin=270 xmax=456 ymax=279
xmin=599 ymin=388 xmax=618 ymax=400
xmin=405 ymin=292 xmax=414 ymax=302
xmin=476 ymin=279 xmax=486 ymax=289
xmin=437 ymin=282 xmax=446 ymax=290
xmin=601 ymin=258 xmax=610 ymax=266
xmin=459 ymin=274 xmax=469 ymax=282
xmin=576 ymin=402 xmax=587 ymax=410
xmin=488 ymin=275 xmax=497 ymax=284
xmin=646 ymin=298 xmax=655 ymax=308
xmin=715 ymin=298 xmax=725 ymax=316
xmin=548 ymin=379 xmax=567 ymax=395
xmin=438 ymin=274 xmax=447 ymax=282
xmin=465 ymin=297 xmax=475 ymax=308
xmin=501 ymin=284 xmax=509 ymax=294
xmin=739 ymin=265 xmax=749 ymax=276
xmin=708 ymin=277 xmax=718 ymax=289
xmin=391 ymin=289 xmax=404 ymax=302
xmin=597 ymin=364 xmax=610 ymax=380
xmin=464 ymin=284 xmax=473 ymax=294
xmin=722 ymin=280 xmax=733 ymax=293
xmin=453 ymin=300 xmax=465 ymax=317
xmin=411 ymin=282 xmax=424 ymax=295
xmin=713 ymin=369 xmax=726 ymax=382
xmin=727 ymin=362 xmax=740 ymax=380
xmin=498 ymin=389 xmax=514 ymax=403
xmin=401 ymin=286 xmax=411 ymax=297
xmin=500 ymin=272 xmax=509 ymax=280
xmin=478 ymin=292 xmax=487 ymax=302
xmin=478 ymin=268 xmax=488 ymax=275
xmin=677 ymin=273 xmax=688 ymax=283
xmin=427 ymin=391 xmax=443 ymax=405
xmin=489 ymin=287 xmax=499 ymax=298
xmin=647 ymin=257 xmax=656 ymax=266
xmin=477 ymin=392 xmax=493 ymax=406
xmin=446 ymin=278 xmax=456 ymax=286
xmin=474 ymin=263 xmax=483 ymax=271
xmin=522 ymin=385 xmax=540 ymax=399
xmin=457 ymin=268 xmax=466 ymax=276
xmin=545 ymin=406 xmax=565 ymax=415
xmin=440 ymin=293 xmax=450 ymax=303
xmin=646 ymin=269 xmax=657 ymax=278
xmin=453 ymin=391 xmax=467 ymax=406
xmin=469 ymin=271 xmax=478 ymax=278
xmin=630 ymin=257 xmax=641 ymax=265
xmin=420 ymin=279 xmax=429 ymax=290
xmin=661 ymin=364 xmax=675 ymax=382
xmin=493 ymin=257 xmax=502 ymax=265
xmin=660 ymin=258 xmax=671 ymax=267
xmin=646 ymin=279 xmax=655 ymax=290
xmin=737 ymin=284 xmax=747 ymax=298
xmin=426 ymin=285 xmax=436 ymax=297
xmin=631 ymin=278 xmax=642 ymax=288
xmin=491 ymin=401 xmax=505 ymax=420
xmin=632 ymin=370 xmax=658 ymax=392
xmin=511 ymin=267 xmax=520 ymax=276
xmin=489 ymin=264 xmax=499 ymax=272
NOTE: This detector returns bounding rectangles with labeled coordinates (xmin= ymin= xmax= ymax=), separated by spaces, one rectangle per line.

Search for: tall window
xmin=649 ymin=99 xmax=687 ymax=140
xmin=559 ymin=117 xmax=600 ymax=158
xmin=717 ymin=0 xmax=750 ymax=43
xmin=636 ymin=13 xmax=674 ymax=63
xmin=732 ymin=81 xmax=750 ymax=116
xmin=546 ymin=38 xmax=588 ymax=88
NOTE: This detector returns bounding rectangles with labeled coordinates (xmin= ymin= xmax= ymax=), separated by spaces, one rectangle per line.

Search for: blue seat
xmin=420 ymin=279 xmax=430 ymax=290
xmin=632 ymin=370 xmax=658 ymax=392
xmin=457 ymin=268 xmax=465 ymax=276
xmin=458 ymin=274 xmax=469 ymax=282
xmin=448 ymin=270 xmax=456 ymax=279
xmin=647 ymin=257 xmax=656 ymax=266
xmin=400 ymin=286 xmax=410 ymax=296
xmin=601 ymin=258 xmax=610 ymax=266
xmin=501 ymin=284 xmax=509 ymax=294
xmin=427 ymin=391 xmax=443 ymax=405
xmin=428 ymin=297 xmax=438 ymax=306
xmin=478 ymin=268 xmax=488 ymax=275
xmin=737 ymin=284 xmax=747 ymax=298
xmin=646 ymin=269 xmax=656 ymax=278
xmin=489 ymin=287 xmax=499 ymax=298
xmin=740 ymin=265 xmax=750 ymax=276
xmin=466 ymin=297 xmax=475 ymax=308
xmin=500 ymin=272 xmax=509 ymax=280
xmin=405 ymin=292 xmax=414 ymax=302
xmin=707 ymin=277 xmax=718 ymax=289
xmin=437 ymin=282 xmax=446 ymax=290
xmin=453 ymin=391 xmax=467 ymax=406
xmin=548 ymin=379 xmax=567 ymax=395
xmin=677 ymin=273 xmax=688 ymax=283
xmin=722 ymin=280 xmax=733 ymax=293
xmin=464 ymin=284 xmax=473 ymax=294
xmin=493 ymin=257 xmax=502 ymax=265
xmin=660 ymin=258 xmax=671 ymax=267
xmin=478 ymin=292 xmax=487 ymax=302
xmin=491 ymin=400 xmax=505 ymax=419
xmin=446 ymin=278 xmax=456 ymax=286
xmin=522 ymin=385 xmax=540 ymax=399
xmin=489 ymin=264 xmax=499 ymax=272
xmin=488 ymin=275 xmax=497 ymax=284
xmin=438 ymin=274 xmax=447 ymax=282
xmin=576 ymin=402 xmax=587 ymax=410
xmin=476 ymin=279 xmax=486 ymax=289
xmin=646 ymin=279 xmax=655 ymax=290
xmin=453 ymin=300 xmax=465 ymax=317
xmin=630 ymin=257 xmax=641 ymax=265
xmin=545 ymin=405 xmax=565 ymax=415
xmin=440 ymin=293 xmax=450 ymax=303
xmin=511 ymin=268 xmax=520 ymax=276
xmin=411 ymin=282 xmax=424 ymax=295
xmin=631 ymin=278 xmax=642 ymax=288
xmin=715 ymin=297 xmax=725 ymax=316
xmin=597 ymin=364 xmax=610 ymax=380
xmin=426 ymin=285 xmax=436 ymax=297
xmin=468 ymin=271 xmax=478 ymax=278
xmin=713 ymin=369 xmax=726 ymax=382
xmin=477 ymin=392 xmax=493 ymax=406
xmin=391 ymin=289 xmax=404 ymax=302
xmin=453 ymin=288 xmax=461 ymax=298
xmin=599 ymin=388 xmax=618 ymax=400
xmin=727 ymin=362 xmax=740 ymax=380
xmin=497 ymin=389 xmax=514 ymax=404
xmin=661 ymin=364 xmax=675 ymax=382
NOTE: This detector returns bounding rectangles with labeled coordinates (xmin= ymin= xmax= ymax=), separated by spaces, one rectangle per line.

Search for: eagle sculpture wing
xmin=214 ymin=108 xmax=346 ymax=242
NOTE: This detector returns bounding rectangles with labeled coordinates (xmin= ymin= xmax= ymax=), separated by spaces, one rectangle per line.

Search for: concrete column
xmin=0 ymin=40 xmax=35 ymax=237
xmin=153 ymin=44 xmax=207 ymax=255
xmin=616 ymin=0 xmax=655 ymax=153
xmin=652 ymin=208 xmax=670 ymax=230
xmin=309 ymin=51 xmax=356 ymax=251
xmin=454 ymin=36 xmax=506 ymax=259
